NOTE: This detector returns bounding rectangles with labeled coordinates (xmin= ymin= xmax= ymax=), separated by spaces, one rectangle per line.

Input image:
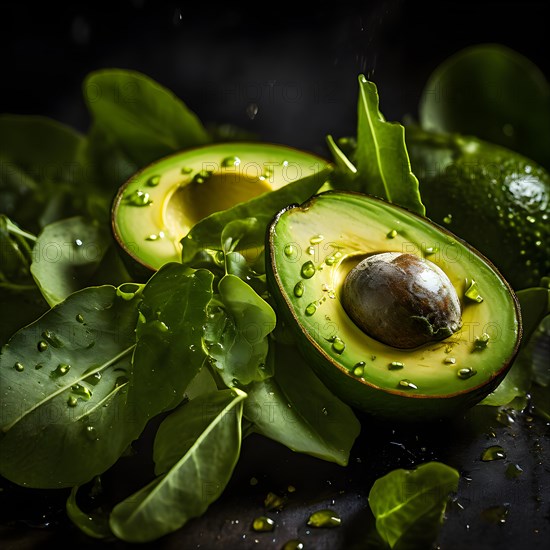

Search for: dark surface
xmin=1 ymin=1 xmax=549 ymax=549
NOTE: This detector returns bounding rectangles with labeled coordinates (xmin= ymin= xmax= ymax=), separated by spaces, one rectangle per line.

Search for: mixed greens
xmin=1 ymin=44 xmax=549 ymax=546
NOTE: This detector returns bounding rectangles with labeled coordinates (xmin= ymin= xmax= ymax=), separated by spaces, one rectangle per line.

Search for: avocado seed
xmin=342 ymin=252 xmax=462 ymax=348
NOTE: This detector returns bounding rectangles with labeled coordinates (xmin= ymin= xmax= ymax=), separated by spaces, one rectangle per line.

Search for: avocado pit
xmin=342 ymin=252 xmax=462 ymax=349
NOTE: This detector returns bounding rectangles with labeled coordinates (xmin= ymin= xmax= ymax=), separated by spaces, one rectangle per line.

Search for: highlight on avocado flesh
xmin=111 ymin=142 xmax=328 ymax=277
xmin=342 ymin=252 xmax=462 ymax=349
xmin=266 ymin=191 xmax=522 ymax=420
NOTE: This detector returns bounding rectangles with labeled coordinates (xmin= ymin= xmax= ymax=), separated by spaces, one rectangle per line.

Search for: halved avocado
xmin=112 ymin=142 xmax=327 ymax=279
xmin=267 ymin=191 xmax=522 ymax=421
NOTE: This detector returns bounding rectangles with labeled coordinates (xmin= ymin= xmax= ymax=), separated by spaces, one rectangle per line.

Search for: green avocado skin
xmin=406 ymin=127 xmax=550 ymax=290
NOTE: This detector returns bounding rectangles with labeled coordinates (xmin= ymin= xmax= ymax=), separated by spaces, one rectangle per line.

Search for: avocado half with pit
xmin=112 ymin=142 xmax=327 ymax=279
xmin=267 ymin=191 xmax=522 ymax=420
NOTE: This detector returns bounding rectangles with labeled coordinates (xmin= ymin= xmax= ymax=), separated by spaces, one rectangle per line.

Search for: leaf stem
xmin=6 ymin=220 xmax=37 ymax=242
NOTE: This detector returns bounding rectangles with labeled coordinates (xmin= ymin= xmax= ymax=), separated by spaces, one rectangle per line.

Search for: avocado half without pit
xmin=111 ymin=142 xmax=327 ymax=279
xmin=267 ymin=191 xmax=522 ymax=421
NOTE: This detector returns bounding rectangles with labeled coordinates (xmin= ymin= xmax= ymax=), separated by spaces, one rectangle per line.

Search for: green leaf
xmin=0 ymin=214 xmax=35 ymax=289
xmin=419 ymin=44 xmax=550 ymax=171
xmin=109 ymin=388 xmax=246 ymax=543
xmin=0 ymin=285 xmax=142 ymax=488
xmin=206 ymin=274 xmax=276 ymax=387
xmin=133 ymin=264 xmax=214 ymax=415
xmin=0 ymin=115 xmax=85 ymax=231
xmin=83 ymin=69 xmax=210 ymax=166
xmin=30 ymin=216 xmax=112 ymax=306
xmin=244 ymin=341 xmax=360 ymax=466
xmin=368 ymin=461 xmax=460 ymax=549
xmin=181 ymin=166 xmax=332 ymax=265
xmin=66 ymin=485 xmax=112 ymax=539
xmin=355 ymin=76 xmax=425 ymax=215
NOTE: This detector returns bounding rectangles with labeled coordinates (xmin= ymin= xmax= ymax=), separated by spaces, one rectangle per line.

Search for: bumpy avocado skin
xmin=266 ymin=192 xmax=522 ymax=421
xmin=406 ymin=127 xmax=550 ymax=290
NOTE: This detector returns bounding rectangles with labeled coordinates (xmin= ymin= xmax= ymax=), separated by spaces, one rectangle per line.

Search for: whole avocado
xmin=405 ymin=126 xmax=550 ymax=290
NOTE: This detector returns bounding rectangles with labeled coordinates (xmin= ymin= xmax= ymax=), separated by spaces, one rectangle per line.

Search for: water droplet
xmin=398 ymin=379 xmax=418 ymax=390
xmin=496 ymin=408 xmax=515 ymax=426
xmin=14 ymin=362 xmax=24 ymax=372
xmin=172 ymin=7 xmax=183 ymax=26
xmin=246 ymin=103 xmax=259 ymax=120
xmin=505 ymin=463 xmax=523 ymax=479
xmin=325 ymin=255 xmax=337 ymax=265
xmin=481 ymin=445 xmax=506 ymax=461
xmin=331 ymin=337 xmax=345 ymax=354
xmin=85 ymin=425 xmax=99 ymax=442
xmin=74 ymin=238 xmax=83 ymax=247
xmin=352 ymin=362 xmax=365 ymax=376
xmin=67 ymin=396 xmax=78 ymax=407
xmin=37 ymin=341 xmax=48 ymax=352
xmin=192 ymin=169 xmax=212 ymax=185
xmin=474 ymin=333 xmax=490 ymax=350
xmin=310 ymin=234 xmax=324 ymax=245
xmin=71 ymin=384 xmax=92 ymax=400
xmin=251 ymin=516 xmax=274 ymax=532
xmin=388 ymin=361 xmax=404 ymax=370
xmin=181 ymin=166 xmax=193 ymax=174
xmin=422 ymin=245 xmax=438 ymax=255
xmin=458 ymin=367 xmax=477 ymax=379
xmin=284 ymin=244 xmax=295 ymax=257
xmin=76 ymin=314 xmax=85 ymax=323
xmin=307 ymin=509 xmax=341 ymax=528
xmin=464 ymin=279 xmax=484 ymax=303
xmin=147 ymin=175 xmax=161 ymax=187
xmin=481 ymin=504 xmax=509 ymax=524
xmin=306 ymin=245 xmax=315 ymax=255
xmin=86 ymin=372 xmax=102 ymax=386
xmin=35 ymin=364 xmax=43 ymax=370
xmin=264 ymin=491 xmax=287 ymax=511
xmin=305 ymin=302 xmax=317 ymax=316
xmin=249 ymin=477 xmax=258 ymax=486
xmin=221 ymin=156 xmax=241 ymax=167
xmin=301 ymin=261 xmax=316 ymax=279
xmin=125 ymin=190 xmax=153 ymax=206
xmin=146 ymin=234 xmax=159 ymax=241
xmin=51 ymin=363 xmax=71 ymax=377
xmin=444 ymin=357 xmax=456 ymax=364
xmin=282 ymin=540 xmax=304 ymax=550
xmin=294 ymin=281 xmax=304 ymax=298
xmin=41 ymin=330 xmax=63 ymax=348
xmin=386 ymin=229 xmax=398 ymax=239
xmin=443 ymin=214 xmax=453 ymax=224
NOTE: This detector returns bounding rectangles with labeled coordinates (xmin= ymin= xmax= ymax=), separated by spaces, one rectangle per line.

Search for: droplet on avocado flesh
xmin=342 ymin=252 xmax=462 ymax=349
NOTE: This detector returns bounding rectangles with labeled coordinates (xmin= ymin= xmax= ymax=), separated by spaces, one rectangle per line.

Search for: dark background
xmin=1 ymin=2 xmax=549 ymax=549
xmin=1 ymin=1 xmax=549 ymax=157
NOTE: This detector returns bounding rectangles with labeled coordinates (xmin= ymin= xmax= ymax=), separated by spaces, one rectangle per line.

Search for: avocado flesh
xmin=405 ymin=126 xmax=550 ymax=290
xmin=267 ymin=191 xmax=522 ymax=420
xmin=112 ymin=142 xmax=326 ymax=275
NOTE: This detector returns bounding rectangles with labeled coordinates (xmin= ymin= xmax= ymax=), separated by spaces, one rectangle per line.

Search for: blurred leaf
xmin=83 ymin=69 xmax=210 ymax=167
